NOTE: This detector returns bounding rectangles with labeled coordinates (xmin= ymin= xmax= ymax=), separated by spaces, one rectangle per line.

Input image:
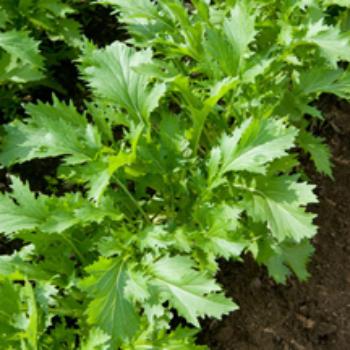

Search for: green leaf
xmin=81 ymin=41 xmax=166 ymax=125
xmin=0 ymin=97 xmax=100 ymax=166
xmin=96 ymin=0 xmax=163 ymax=43
xmin=221 ymin=118 xmax=297 ymax=173
xmin=96 ymin=0 xmax=158 ymax=21
xmin=151 ymin=256 xmax=237 ymax=327
xmin=195 ymin=203 xmax=245 ymax=260
xmin=0 ymin=280 xmax=46 ymax=348
xmin=223 ymin=2 xmax=256 ymax=67
xmin=22 ymin=281 xmax=39 ymax=350
xmin=0 ymin=177 xmax=48 ymax=236
xmin=0 ymin=280 xmax=21 ymax=337
xmin=124 ymin=327 xmax=208 ymax=350
xmin=81 ymin=328 xmax=110 ymax=350
xmin=39 ymin=0 xmax=75 ymax=18
xmin=305 ymin=20 xmax=350 ymax=66
xmin=247 ymin=176 xmax=318 ymax=242
xmin=0 ymin=57 xmax=45 ymax=83
xmin=208 ymin=118 xmax=298 ymax=189
xmin=297 ymin=68 xmax=350 ymax=99
xmin=0 ymin=30 xmax=44 ymax=68
xmin=203 ymin=28 xmax=240 ymax=77
xmin=0 ymin=245 xmax=49 ymax=280
xmin=205 ymin=77 xmax=238 ymax=108
xmin=261 ymin=240 xmax=315 ymax=284
xmin=298 ymin=130 xmax=333 ymax=177
xmin=80 ymin=257 xmax=140 ymax=348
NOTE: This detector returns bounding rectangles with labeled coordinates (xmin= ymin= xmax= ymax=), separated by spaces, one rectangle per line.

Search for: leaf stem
xmin=116 ymin=179 xmax=151 ymax=224
xmin=62 ymin=234 xmax=86 ymax=264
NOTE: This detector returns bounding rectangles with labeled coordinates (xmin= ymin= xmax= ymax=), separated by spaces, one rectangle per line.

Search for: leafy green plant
xmin=0 ymin=0 xmax=349 ymax=348
xmin=0 ymin=0 xmax=82 ymax=83
xmin=0 ymin=0 xmax=83 ymax=119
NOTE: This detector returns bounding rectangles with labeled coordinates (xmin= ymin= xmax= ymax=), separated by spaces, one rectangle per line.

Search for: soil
xmin=200 ymin=98 xmax=350 ymax=350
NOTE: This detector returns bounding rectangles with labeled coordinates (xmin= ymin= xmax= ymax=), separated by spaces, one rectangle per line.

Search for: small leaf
xmin=81 ymin=328 xmax=110 ymax=350
xmin=298 ymin=131 xmax=333 ymax=177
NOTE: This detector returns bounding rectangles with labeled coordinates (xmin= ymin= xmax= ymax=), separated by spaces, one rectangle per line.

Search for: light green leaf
xmin=0 ymin=97 xmax=100 ymax=166
xmin=305 ymin=20 xmax=350 ymax=66
xmin=210 ymin=238 xmax=245 ymax=260
xmin=80 ymin=257 xmax=140 ymax=348
xmin=203 ymin=28 xmax=240 ymax=76
xmin=247 ymin=176 xmax=318 ymax=242
xmin=208 ymin=118 xmax=297 ymax=189
xmin=195 ymin=203 xmax=245 ymax=259
xmin=323 ymin=0 xmax=350 ymax=6
xmin=151 ymin=256 xmax=237 ymax=327
xmin=124 ymin=327 xmax=208 ymax=350
xmin=0 ymin=30 xmax=44 ymax=67
xmin=81 ymin=328 xmax=110 ymax=350
xmin=81 ymin=41 xmax=166 ymax=124
xmin=223 ymin=2 xmax=256 ymax=66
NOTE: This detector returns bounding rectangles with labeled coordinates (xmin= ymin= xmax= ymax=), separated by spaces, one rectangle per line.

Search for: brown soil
xmin=201 ymin=99 xmax=350 ymax=350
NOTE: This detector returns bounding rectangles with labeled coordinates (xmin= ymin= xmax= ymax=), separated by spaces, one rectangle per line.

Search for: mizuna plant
xmin=0 ymin=0 xmax=349 ymax=348
xmin=0 ymin=0 xmax=82 ymax=83
xmin=0 ymin=0 xmax=82 ymax=120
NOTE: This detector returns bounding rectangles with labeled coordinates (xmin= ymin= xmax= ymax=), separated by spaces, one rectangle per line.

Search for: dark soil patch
xmin=200 ymin=100 xmax=350 ymax=350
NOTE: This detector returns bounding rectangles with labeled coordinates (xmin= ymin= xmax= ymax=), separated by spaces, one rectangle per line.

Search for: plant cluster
xmin=0 ymin=0 xmax=349 ymax=348
xmin=0 ymin=0 xmax=82 ymax=119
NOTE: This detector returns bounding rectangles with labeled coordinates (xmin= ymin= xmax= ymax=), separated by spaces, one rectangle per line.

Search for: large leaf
xmin=81 ymin=41 xmax=166 ymax=124
xmin=208 ymin=118 xmax=297 ymax=189
xmin=0 ymin=97 xmax=100 ymax=166
xmin=151 ymin=256 xmax=237 ymax=327
xmin=80 ymin=257 xmax=140 ymax=348
xmin=223 ymin=2 xmax=256 ymax=66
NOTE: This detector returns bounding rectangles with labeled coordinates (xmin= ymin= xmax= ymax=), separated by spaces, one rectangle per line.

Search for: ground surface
xmin=200 ymin=98 xmax=350 ymax=350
